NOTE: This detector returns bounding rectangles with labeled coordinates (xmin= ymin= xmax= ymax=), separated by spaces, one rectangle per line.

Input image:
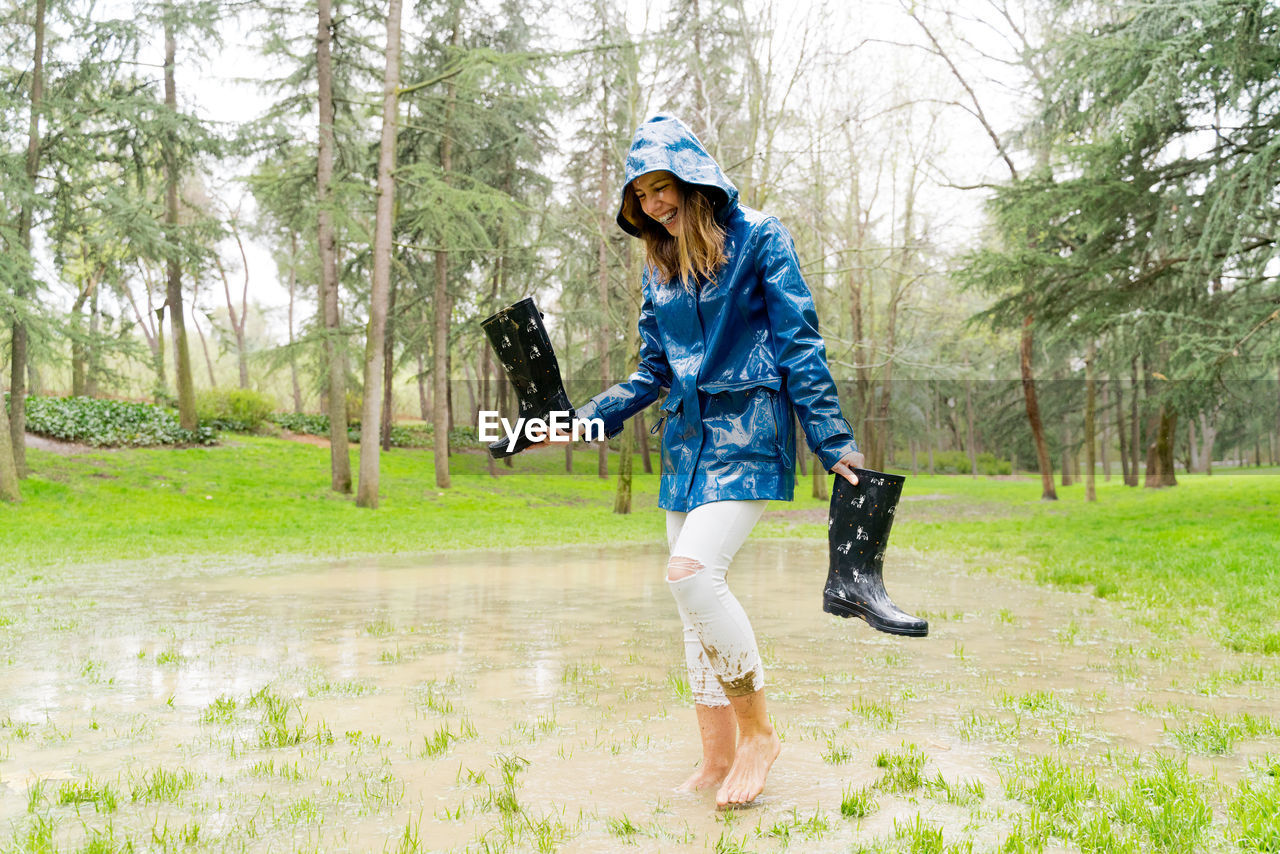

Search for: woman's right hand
xmin=831 ymin=450 xmax=865 ymax=486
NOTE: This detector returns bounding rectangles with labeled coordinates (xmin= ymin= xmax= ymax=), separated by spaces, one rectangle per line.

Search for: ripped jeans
xmin=665 ymin=500 xmax=769 ymax=707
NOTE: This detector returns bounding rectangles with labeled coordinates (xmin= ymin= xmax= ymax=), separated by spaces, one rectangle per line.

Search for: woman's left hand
xmin=831 ymin=450 xmax=866 ymax=486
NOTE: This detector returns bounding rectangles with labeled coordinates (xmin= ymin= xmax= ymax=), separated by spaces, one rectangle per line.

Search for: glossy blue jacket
xmin=574 ymin=114 xmax=858 ymax=512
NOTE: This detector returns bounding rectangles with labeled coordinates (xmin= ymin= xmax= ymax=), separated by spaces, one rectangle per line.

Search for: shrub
xmin=196 ymin=388 xmax=277 ymax=433
xmin=19 ymin=395 xmax=216 ymax=447
xmin=270 ymin=413 xmax=478 ymax=451
xmin=271 ymin=412 xmax=330 ymax=436
xmin=926 ymin=449 xmax=1012 ymax=476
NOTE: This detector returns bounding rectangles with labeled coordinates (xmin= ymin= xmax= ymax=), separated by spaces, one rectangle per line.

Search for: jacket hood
xmin=616 ymin=114 xmax=739 ymax=237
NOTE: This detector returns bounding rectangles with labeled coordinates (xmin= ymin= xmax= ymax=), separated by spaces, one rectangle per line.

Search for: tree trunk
xmin=812 ymin=453 xmax=829 ymax=499
xmin=432 ymin=13 xmax=460 ymax=490
xmin=186 ymin=270 xmax=216 ymax=391
xmin=0 ymin=391 xmax=18 ymax=501
xmin=218 ymin=219 xmax=253 ymax=389
xmin=613 ymin=423 xmax=633 ymax=514
xmin=562 ymin=324 xmax=574 ymax=473
xmin=154 ymin=305 xmax=167 ymax=401
xmin=1099 ymin=376 xmax=1111 ymax=481
xmin=163 ymin=7 xmax=196 ymax=430
xmin=1021 ymin=313 xmax=1057 ymax=500
xmin=1144 ymin=406 xmax=1178 ymax=488
xmin=841 ymin=133 xmax=873 ymax=463
xmin=80 ymin=273 xmax=101 ymax=394
xmin=417 ymin=350 xmax=429 ymax=421
xmin=1188 ymin=416 xmax=1199 ymax=473
xmin=71 ymin=278 xmax=93 ymax=397
xmin=927 ymin=385 xmax=936 ymax=474
xmin=317 ymin=0 xmax=350 ymax=493
xmin=1128 ymin=355 xmax=1141 ymax=485
xmin=194 ymin=312 xmax=216 ymax=389
xmin=596 ymin=141 xmax=611 ymax=480
xmin=288 ymin=232 xmax=302 ymax=413
xmin=636 ymin=409 xmax=652 ymax=474
xmin=9 ymin=0 xmax=47 ymax=478
xmin=1060 ymin=420 xmax=1072 ymax=487
xmin=433 ymin=249 xmax=452 ymax=486
xmin=1116 ymin=374 xmax=1131 ymax=485
xmin=356 ymin=0 xmax=402 ymax=509
xmin=1084 ymin=340 xmax=1097 ymax=502
xmin=965 ymin=376 xmax=977 ymax=477
xmin=614 ymin=213 xmax=645 ymax=510
xmin=1199 ymin=411 xmax=1216 ymax=475
xmin=380 ymin=275 xmax=398 ymax=453
xmin=872 ymin=164 xmax=916 ymax=470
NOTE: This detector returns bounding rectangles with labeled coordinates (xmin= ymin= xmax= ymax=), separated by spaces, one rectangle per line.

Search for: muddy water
xmin=1 ymin=540 xmax=1276 ymax=852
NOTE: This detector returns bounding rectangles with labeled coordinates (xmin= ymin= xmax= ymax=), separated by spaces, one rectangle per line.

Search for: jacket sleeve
xmin=573 ymin=273 xmax=670 ymax=438
xmin=755 ymin=218 xmax=859 ymax=471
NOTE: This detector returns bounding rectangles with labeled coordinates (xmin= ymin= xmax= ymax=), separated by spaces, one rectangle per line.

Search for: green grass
xmin=2 ymin=437 xmax=667 ymax=571
xmin=764 ymin=468 xmax=1280 ymax=655
xmin=874 ymin=742 xmax=927 ymax=793
xmin=896 ymin=472 xmax=1280 ymax=654
xmin=1000 ymin=753 xmax=1215 ymax=852
xmin=840 ymin=784 xmax=878 ymax=819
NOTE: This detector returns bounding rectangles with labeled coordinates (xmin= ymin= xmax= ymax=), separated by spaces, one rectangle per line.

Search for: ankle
xmin=702 ymin=756 xmax=734 ymax=773
xmin=736 ymin=723 xmax=775 ymax=742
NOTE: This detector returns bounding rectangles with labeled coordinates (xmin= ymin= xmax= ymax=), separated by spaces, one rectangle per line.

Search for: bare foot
xmin=675 ymin=761 xmax=732 ymax=792
xmin=715 ymin=730 xmax=781 ymax=807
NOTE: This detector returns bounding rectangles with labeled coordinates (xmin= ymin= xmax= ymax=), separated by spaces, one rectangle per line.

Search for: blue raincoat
xmin=574 ymin=114 xmax=858 ymax=512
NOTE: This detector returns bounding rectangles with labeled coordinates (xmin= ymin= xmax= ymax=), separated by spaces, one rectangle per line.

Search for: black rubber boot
xmin=824 ymin=469 xmax=928 ymax=637
xmin=481 ymin=297 xmax=574 ymax=459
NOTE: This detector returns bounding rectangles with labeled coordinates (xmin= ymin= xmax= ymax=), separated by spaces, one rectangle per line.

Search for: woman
xmin=572 ymin=114 xmax=864 ymax=808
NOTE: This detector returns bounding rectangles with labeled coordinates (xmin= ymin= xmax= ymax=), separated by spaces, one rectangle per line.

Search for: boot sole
xmin=823 ymin=597 xmax=929 ymax=637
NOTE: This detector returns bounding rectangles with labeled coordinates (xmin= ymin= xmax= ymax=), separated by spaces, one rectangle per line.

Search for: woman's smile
xmin=632 ymin=170 xmax=682 ymax=233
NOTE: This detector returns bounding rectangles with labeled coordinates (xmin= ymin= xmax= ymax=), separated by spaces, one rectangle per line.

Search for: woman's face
xmin=631 ymin=171 xmax=682 ymax=235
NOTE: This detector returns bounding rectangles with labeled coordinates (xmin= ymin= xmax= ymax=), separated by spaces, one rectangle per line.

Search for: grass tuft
xmin=874 ymin=743 xmax=927 ymax=792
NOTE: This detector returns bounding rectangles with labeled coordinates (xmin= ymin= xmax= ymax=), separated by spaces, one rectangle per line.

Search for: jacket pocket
xmin=698 ymin=377 xmax=783 ymax=465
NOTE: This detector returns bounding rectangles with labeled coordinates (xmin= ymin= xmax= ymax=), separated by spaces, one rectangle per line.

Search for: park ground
xmin=1 ymin=437 xmax=1278 ymax=852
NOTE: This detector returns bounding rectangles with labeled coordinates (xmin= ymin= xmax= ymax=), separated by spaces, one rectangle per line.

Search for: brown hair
xmin=621 ymin=178 xmax=728 ymax=290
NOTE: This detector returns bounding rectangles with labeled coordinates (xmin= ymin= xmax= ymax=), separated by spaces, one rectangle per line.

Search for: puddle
xmin=1 ymin=540 xmax=1276 ymax=851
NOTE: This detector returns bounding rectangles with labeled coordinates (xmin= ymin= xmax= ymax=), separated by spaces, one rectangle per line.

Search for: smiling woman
xmin=571 ymin=113 xmax=867 ymax=809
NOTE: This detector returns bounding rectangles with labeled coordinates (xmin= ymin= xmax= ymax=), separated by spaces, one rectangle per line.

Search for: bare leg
xmin=676 ymin=703 xmax=736 ymax=791
xmin=716 ymin=688 xmax=780 ymax=808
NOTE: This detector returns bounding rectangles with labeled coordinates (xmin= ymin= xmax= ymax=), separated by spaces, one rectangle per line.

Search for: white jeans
xmin=665 ymin=500 xmax=768 ymax=707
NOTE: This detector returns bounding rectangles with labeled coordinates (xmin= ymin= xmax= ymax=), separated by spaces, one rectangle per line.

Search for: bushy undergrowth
xmin=18 ymin=394 xmax=216 ymax=447
xmin=270 ymin=412 xmax=477 ymax=450
xmin=196 ymin=388 xmax=277 ymax=433
xmin=927 ymin=449 xmax=1013 ymax=476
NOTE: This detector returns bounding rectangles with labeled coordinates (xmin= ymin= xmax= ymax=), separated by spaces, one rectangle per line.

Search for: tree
xmin=6 ymin=0 xmax=47 ymax=479
xmin=355 ymin=0 xmax=403 ymax=509
xmin=159 ymin=0 xmax=200 ymax=430
xmin=908 ymin=0 xmax=1060 ymax=498
xmin=316 ymin=0 xmax=352 ymax=493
